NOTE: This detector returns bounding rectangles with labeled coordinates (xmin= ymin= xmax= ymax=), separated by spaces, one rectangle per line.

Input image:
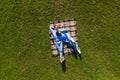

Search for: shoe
xmin=77 ymin=49 xmax=81 ymax=54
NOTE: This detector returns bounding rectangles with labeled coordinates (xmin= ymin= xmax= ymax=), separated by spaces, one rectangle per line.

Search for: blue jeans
xmin=67 ymin=40 xmax=78 ymax=52
xmin=56 ymin=40 xmax=79 ymax=58
xmin=56 ymin=41 xmax=64 ymax=58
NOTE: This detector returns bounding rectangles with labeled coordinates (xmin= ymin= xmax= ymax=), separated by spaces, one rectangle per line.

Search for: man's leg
xmin=69 ymin=40 xmax=81 ymax=54
xmin=64 ymin=33 xmax=81 ymax=54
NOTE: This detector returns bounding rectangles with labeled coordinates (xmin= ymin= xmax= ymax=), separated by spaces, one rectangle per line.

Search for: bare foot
xmin=60 ymin=58 xmax=65 ymax=63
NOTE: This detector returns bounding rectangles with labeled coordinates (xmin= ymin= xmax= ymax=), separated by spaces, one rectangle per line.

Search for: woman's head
xmin=54 ymin=24 xmax=58 ymax=29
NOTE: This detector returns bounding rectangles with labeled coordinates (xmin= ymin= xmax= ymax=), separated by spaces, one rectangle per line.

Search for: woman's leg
xmin=56 ymin=41 xmax=65 ymax=63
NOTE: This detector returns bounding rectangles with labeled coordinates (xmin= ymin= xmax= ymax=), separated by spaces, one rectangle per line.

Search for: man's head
xmin=53 ymin=24 xmax=61 ymax=35
xmin=56 ymin=29 xmax=61 ymax=35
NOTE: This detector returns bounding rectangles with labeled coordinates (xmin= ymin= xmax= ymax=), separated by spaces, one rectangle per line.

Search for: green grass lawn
xmin=0 ymin=0 xmax=120 ymax=80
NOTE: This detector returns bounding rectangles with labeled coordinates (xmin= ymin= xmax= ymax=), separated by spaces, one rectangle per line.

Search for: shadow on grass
xmin=60 ymin=53 xmax=82 ymax=72
xmin=72 ymin=52 xmax=82 ymax=61
xmin=61 ymin=60 xmax=66 ymax=72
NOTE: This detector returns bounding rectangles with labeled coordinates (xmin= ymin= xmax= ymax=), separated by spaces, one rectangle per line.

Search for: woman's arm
xmin=49 ymin=27 xmax=58 ymax=41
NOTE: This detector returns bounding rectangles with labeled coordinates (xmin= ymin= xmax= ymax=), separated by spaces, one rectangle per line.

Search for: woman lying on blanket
xmin=50 ymin=24 xmax=81 ymax=63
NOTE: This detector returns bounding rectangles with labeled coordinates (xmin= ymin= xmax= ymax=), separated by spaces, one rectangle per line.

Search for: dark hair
xmin=56 ymin=29 xmax=61 ymax=35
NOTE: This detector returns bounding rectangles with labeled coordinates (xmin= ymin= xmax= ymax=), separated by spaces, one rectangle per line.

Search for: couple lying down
xmin=50 ymin=24 xmax=81 ymax=63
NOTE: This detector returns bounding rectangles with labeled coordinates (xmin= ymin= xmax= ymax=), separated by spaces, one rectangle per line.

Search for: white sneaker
xmin=78 ymin=49 xmax=81 ymax=54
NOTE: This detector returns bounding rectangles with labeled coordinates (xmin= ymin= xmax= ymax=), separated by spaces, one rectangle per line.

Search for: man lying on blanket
xmin=50 ymin=24 xmax=81 ymax=63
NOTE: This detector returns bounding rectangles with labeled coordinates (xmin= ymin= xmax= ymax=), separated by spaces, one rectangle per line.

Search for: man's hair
xmin=56 ymin=29 xmax=61 ymax=36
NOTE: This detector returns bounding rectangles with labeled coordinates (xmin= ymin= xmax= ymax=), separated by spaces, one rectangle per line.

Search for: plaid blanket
xmin=49 ymin=19 xmax=78 ymax=56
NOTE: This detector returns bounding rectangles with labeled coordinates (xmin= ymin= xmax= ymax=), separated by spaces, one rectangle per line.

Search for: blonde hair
xmin=54 ymin=24 xmax=59 ymax=29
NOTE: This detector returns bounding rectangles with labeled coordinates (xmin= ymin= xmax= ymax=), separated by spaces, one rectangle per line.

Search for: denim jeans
xmin=56 ymin=40 xmax=80 ymax=58
xmin=56 ymin=41 xmax=64 ymax=58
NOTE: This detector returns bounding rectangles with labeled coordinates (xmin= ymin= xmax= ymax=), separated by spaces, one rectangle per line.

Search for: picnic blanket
xmin=49 ymin=19 xmax=78 ymax=56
